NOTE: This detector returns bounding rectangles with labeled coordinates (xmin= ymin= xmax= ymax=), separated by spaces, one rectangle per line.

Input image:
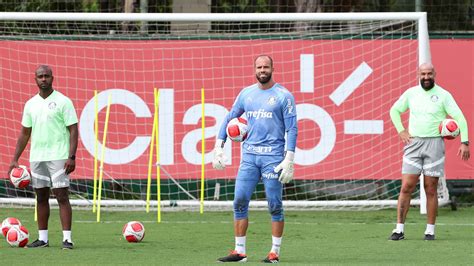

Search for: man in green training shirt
xmin=389 ymin=63 xmax=470 ymax=241
xmin=8 ymin=65 xmax=78 ymax=249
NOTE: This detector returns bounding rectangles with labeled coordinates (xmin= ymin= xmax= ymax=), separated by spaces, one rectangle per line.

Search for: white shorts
xmin=30 ymin=160 xmax=69 ymax=189
xmin=402 ymin=137 xmax=445 ymax=177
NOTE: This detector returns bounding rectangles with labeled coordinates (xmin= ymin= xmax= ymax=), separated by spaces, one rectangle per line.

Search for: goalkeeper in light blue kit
xmin=389 ymin=63 xmax=470 ymax=241
xmin=213 ymin=55 xmax=297 ymax=263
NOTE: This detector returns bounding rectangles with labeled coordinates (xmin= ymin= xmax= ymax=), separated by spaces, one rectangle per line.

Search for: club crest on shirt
xmin=430 ymin=95 xmax=439 ymax=102
xmin=48 ymin=102 xmax=57 ymax=109
xmin=267 ymin=96 xmax=276 ymax=106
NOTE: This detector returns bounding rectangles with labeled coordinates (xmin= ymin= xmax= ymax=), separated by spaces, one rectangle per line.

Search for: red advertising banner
xmin=1 ymin=39 xmax=472 ymax=180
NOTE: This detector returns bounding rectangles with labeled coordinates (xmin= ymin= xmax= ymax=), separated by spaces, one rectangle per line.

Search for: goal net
xmin=0 ymin=12 xmax=449 ymax=211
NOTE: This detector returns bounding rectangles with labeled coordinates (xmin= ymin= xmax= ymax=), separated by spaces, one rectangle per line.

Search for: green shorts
xmin=30 ymin=160 xmax=69 ymax=189
xmin=402 ymin=137 xmax=445 ymax=177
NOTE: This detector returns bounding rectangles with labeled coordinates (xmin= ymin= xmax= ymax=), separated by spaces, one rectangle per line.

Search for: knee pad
xmin=233 ymin=197 xmax=250 ymax=220
xmin=268 ymin=199 xmax=284 ymax=222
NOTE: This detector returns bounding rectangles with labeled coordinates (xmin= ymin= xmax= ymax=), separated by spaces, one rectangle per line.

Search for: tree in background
xmin=0 ymin=0 xmax=471 ymax=32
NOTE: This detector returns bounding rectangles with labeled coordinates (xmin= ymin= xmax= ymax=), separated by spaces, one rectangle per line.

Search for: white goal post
xmin=0 ymin=12 xmax=449 ymax=211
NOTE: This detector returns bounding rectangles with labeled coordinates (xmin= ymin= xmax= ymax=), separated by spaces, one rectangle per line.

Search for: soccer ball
xmin=6 ymin=225 xmax=29 ymax=247
xmin=1 ymin=217 xmax=22 ymax=237
xmin=9 ymin=165 xmax=31 ymax=189
xmin=439 ymin=119 xmax=460 ymax=140
xmin=226 ymin=117 xmax=248 ymax=142
xmin=122 ymin=221 xmax=145 ymax=243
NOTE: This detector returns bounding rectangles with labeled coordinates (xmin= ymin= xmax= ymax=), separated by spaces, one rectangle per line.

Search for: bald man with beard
xmin=389 ymin=63 xmax=470 ymax=241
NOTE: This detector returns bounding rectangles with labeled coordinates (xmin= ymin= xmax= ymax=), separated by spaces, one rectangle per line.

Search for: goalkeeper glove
xmin=274 ymin=151 xmax=295 ymax=184
xmin=212 ymin=139 xmax=227 ymax=170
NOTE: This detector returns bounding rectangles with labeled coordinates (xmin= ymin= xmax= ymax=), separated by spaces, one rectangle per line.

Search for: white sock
xmin=39 ymin=230 xmax=48 ymax=243
xmin=396 ymin=223 xmax=404 ymax=233
xmin=63 ymin=230 xmax=72 ymax=242
xmin=425 ymin=224 xmax=435 ymax=235
xmin=235 ymin=236 xmax=246 ymax=254
xmin=271 ymin=236 xmax=282 ymax=255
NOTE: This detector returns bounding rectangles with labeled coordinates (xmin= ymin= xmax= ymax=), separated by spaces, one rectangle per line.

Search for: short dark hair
xmin=35 ymin=65 xmax=53 ymax=76
xmin=254 ymin=55 xmax=273 ymax=67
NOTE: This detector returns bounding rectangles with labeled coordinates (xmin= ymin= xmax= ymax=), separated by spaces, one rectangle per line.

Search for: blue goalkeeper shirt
xmin=218 ymin=83 xmax=298 ymax=156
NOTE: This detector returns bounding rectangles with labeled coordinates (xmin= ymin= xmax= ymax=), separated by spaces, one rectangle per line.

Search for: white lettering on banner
xmin=182 ymin=103 xmax=230 ymax=165
xmin=329 ymin=62 xmax=373 ymax=106
xmin=159 ymin=89 xmax=175 ymax=165
xmin=76 ymin=57 xmax=381 ymax=167
xmin=79 ymin=89 xmax=151 ymax=165
xmin=79 ymin=89 xmax=338 ymax=166
xmin=300 ymin=54 xmax=314 ymax=93
xmin=295 ymin=104 xmax=336 ymax=165
xmin=247 ymin=109 xmax=273 ymax=119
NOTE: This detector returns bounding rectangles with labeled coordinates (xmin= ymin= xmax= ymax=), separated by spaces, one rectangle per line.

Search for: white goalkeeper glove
xmin=212 ymin=139 xmax=227 ymax=170
xmin=274 ymin=151 xmax=295 ymax=184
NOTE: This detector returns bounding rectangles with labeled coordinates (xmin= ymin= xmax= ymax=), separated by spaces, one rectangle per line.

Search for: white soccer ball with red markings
xmin=122 ymin=221 xmax=145 ymax=243
xmin=439 ymin=119 xmax=460 ymax=140
xmin=1 ymin=217 xmax=22 ymax=237
xmin=226 ymin=117 xmax=249 ymax=142
xmin=9 ymin=165 xmax=31 ymax=189
xmin=6 ymin=225 xmax=29 ymax=247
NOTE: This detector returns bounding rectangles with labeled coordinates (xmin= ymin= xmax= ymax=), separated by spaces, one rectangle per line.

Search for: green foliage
xmin=82 ymin=0 xmax=100 ymax=13
xmin=425 ymin=0 xmax=472 ymax=31
xmin=213 ymin=0 xmax=271 ymax=13
xmin=0 ymin=1 xmax=471 ymax=33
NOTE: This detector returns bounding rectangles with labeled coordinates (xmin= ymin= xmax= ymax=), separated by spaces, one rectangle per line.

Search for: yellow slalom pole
xmin=34 ymin=195 xmax=37 ymax=221
xmin=156 ymin=90 xmax=161 ymax=223
xmin=92 ymin=90 xmax=99 ymax=213
xmin=97 ymin=94 xmax=112 ymax=222
xmin=146 ymin=88 xmax=157 ymax=213
xmin=200 ymin=87 xmax=205 ymax=214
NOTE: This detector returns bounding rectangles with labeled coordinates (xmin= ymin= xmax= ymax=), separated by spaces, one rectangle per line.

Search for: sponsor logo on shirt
xmin=245 ymin=145 xmax=272 ymax=153
xmin=247 ymin=109 xmax=273 ymax=119
xmin=262 ymin=172 xmax=279 ymax=179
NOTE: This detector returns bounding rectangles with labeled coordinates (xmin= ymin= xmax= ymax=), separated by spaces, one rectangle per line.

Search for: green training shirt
xmin=22 ymin=90 xmax=78 ymax=162
xmin=390 ymin=84 xmax=468 ymax=142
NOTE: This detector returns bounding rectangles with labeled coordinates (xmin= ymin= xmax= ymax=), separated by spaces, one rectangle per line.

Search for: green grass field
xmin=1 ymin=207 xmax=473 ymax=265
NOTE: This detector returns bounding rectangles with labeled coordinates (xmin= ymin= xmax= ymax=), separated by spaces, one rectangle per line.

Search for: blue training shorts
xmin=234 ymin=153 xmax=284 ymax=221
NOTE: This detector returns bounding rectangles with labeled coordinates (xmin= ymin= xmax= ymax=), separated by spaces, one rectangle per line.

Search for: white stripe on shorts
xmin=51 ymin=168 xmax=66 ymax=180
xmin=31 ymin=171 xmax=50 ymax=181
xmin=423 ymin=156 xmax=445 ymax=169
xmin=51 ymin=168 xmax=66 ymax=187
xmin=403 ymin=157 xmax=422 ymax=170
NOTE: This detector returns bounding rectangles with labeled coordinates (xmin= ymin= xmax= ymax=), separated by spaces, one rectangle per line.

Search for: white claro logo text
xmin=79 ymin=89 xmax=335 ymax=166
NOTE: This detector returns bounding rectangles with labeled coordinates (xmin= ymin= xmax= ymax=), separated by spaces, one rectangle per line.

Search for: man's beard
xmin=420 ymin=78 xmax=435 ymax=90
xmin=256 ymin=73 xmax=272 ymax=84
